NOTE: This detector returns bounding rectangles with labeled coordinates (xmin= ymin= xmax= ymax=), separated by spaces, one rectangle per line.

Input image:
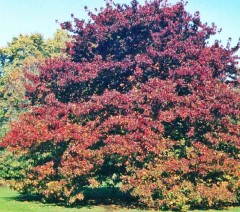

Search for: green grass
xmin=0 ymin=186 xmax=82 ymax=211
xmin=0 ymin=186 xmax=128 ymax=212
xmin=0 ymin=186 xmax=148 ymax=212
xmin=0 ymin=186 xmax=240 ymax=212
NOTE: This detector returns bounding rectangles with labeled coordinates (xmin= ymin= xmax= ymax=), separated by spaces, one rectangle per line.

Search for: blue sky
xmin=0 ymin=0 xmax=239 ymax=56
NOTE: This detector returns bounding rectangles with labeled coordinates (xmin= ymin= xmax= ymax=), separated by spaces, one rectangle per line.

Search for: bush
xmin=0 ymin=149 xmax=33 ymax=186
xmin=1 ymin=0 xmax=240 ymax=210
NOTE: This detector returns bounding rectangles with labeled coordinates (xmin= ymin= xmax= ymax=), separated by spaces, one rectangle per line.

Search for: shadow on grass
xmin=80 ymin=187 xmax=139 ymax=209
xmin=3 ymin=186 xmax=240 ymax=211
xmin=3 ymin=186 xmax=141 ymax=210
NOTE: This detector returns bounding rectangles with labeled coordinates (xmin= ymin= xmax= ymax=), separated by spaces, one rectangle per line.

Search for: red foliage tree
xmin=1 ymin=0 xmax=240 ymax=210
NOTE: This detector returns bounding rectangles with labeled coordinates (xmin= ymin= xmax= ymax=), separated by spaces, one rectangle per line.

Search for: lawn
xmin=0 ymin=186 xmax=239 ymax=212
xmin=0 ymin=186 xmax=142 ymax=212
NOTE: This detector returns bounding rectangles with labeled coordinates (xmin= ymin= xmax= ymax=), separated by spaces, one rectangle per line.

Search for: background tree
xmin=1 ymin=1 xmax=240 ymax=210
xmin=0 ymin=29 xmax=69 ymax=135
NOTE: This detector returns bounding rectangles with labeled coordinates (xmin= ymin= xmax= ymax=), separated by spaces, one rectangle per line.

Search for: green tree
xmin=0 ymin=30 xmax=69 ymax=136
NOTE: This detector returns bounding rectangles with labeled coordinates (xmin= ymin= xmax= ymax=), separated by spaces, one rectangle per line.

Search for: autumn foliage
xmin=1 ymin=0 xmax=240 ymax=210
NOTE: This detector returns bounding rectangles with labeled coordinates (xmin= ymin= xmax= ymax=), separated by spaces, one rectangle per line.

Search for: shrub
xmin=1 ymin=0 xmax=239 ymax=210
xmin=0 ymin=148 xmax=33 ymax=187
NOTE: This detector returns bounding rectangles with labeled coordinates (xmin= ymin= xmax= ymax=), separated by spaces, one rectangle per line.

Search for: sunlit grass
xmin=0 ymin=185 xmax=239 ymax=212
xmin=0 ymin=186 xmax=117 ymax=212
xmin=0 ymin=185 xmax=149 ymax=212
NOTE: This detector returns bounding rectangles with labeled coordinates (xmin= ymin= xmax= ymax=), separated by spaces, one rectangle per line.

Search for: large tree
xmin=1 ymin=1 xmax=240 ymax=210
